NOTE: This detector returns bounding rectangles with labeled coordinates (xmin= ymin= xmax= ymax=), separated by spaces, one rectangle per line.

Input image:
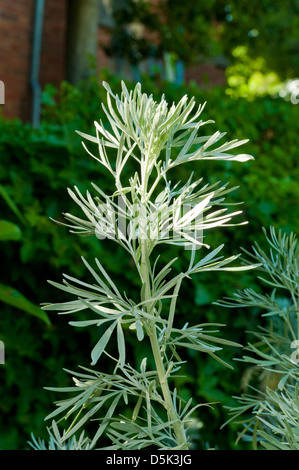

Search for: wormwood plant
xmin=217 ymin=227 xmax=299 ymax=450
xmin=31 ymin=81 xmax=255 ymax=450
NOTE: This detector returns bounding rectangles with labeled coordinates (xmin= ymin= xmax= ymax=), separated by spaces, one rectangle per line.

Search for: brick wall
xmin=0 ymin=0 xmax=35 ymax=120
xmin=0 ymin=0 xmax=67 ymax=121
xmin=0 ymin=1 xmax=225 ymax=122
xmin=39 ymin=0 xmax=67 ymax=89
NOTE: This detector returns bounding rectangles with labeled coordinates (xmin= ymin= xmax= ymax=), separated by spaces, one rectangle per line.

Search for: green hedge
xmin=0 ymin=73 xmax=298 ymax=449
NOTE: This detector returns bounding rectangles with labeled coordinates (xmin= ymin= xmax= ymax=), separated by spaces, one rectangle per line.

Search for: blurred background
xmin=0 ymin=0 xmax=298 ymax=450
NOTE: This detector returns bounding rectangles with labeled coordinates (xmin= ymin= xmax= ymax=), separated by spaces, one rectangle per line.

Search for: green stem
xmin=148 ymin=326 xmax=188 ymax=448
xmin=140 ymin=238 xmax=188 ymax=449
xmin=139 ymin=150 xmax=189 ymax=448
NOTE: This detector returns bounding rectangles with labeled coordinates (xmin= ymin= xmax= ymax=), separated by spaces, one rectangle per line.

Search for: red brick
xmin=0 ymin=0 xmax=225 ymax=121
xmin=0 ymin=0 xmax=34 ymax=120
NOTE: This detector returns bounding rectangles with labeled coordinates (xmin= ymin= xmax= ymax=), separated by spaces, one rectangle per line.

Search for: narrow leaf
xmin=91 ymin=321 xmax=117 ymax=365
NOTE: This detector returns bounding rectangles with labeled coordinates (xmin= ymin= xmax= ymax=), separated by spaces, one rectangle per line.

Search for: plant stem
xmin=139 ymin=150 xmax=189 ymax=449
xmin=140 ymin=237 xmax=189 ymax=449
xmin=148 ymin=326 xmax=189 ymax=448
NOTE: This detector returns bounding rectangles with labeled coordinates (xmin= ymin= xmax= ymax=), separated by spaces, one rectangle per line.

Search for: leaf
xmin=0 ymin=220 xmax=22 ymax=241
xmin=45 ymin=387 xmax=96 ymax=421
xmin=135 ymin=319 xmax=144 ymax=341
xmin=0 ymin=184 xmax=27 ymax=224
xmin=191 ymin=244 xmax=224 ymax=272
xmin=117 ymin=320 xmax=126 ymax=366
xmin=229 ymin=153 xmax=254 ymax=162
xmin=91 ymin=321 xmax=117 ymax=365
xmin=175 ymin=341 xmax=220 ymax=353
xmin=0 ymin=283 xmax=50 ymax=324
xmin=90 ymin=393 xmax=124 ymax=448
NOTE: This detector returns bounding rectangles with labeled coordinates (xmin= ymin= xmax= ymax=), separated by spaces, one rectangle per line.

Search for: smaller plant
xmin=217 ymin=227 xmax=299 ymax=450
xmin=29 ymin=421 xmax=92 ymax=450
xmin=30 ymin=81 xmax=255 ymax=450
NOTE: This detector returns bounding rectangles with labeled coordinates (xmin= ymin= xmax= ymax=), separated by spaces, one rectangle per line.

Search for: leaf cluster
xmin=1 ymin=74 xmax=298 ymax=449
xmin=33 ymin=80 xmax=255 ymax=449
xmin=217 ymin=227 xmax=299 ymax=449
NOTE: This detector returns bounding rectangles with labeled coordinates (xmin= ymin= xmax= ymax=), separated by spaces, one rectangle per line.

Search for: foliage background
xmin=1 ymin=1 xmax=299 ymax=450
xmin=1 ymin=74 xmax=298 ymax=449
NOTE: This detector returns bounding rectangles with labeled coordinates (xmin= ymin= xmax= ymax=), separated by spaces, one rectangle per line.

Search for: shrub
xmin=216 ymin=227 xmax=299 ymax=450
xmin=29 ymin=80 xmax=255 ymax=450
xmin=0 ymin=73 xmax=297 ymax=449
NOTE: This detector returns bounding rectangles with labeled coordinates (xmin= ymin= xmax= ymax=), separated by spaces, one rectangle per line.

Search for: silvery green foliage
xmin=217 ymin=227 xmax=299 ymax=450
xmin=35 ymin=81 xmax=255 ymax=450
xmin=29 ymin=421 xmax=92 ymax=450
